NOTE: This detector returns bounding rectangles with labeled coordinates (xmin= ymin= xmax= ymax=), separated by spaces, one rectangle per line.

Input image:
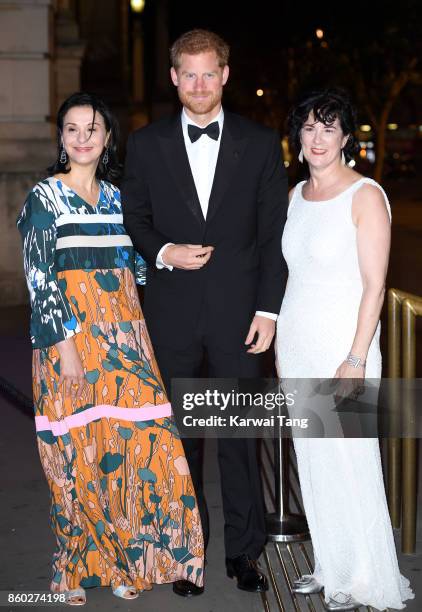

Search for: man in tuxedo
xmin=122 ymin=29 xmax=288 ymax=597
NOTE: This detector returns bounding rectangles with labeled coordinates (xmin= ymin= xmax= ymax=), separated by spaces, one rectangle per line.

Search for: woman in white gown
xmin=276 ymin=88 xmax=414 ymax=611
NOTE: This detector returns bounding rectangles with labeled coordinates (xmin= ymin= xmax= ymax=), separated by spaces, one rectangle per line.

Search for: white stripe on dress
xmin=56 ymin=213 xmax=124 ymax=227
xmin=56 ymin=234 xmax=133 ymax=250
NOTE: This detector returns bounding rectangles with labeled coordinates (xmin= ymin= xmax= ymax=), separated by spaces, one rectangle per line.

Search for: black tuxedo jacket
xmin=121 ymin=110 xmax=289 ymax=350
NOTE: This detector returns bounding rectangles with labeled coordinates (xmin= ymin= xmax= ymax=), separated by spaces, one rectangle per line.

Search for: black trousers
xmin=150 ymin=311 xmax=267 ymax=560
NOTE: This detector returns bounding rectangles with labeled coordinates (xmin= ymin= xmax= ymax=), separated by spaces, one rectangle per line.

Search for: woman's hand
xmin=55 ymin=338 xmax=86 ymax=400
xmin=333 ymin=360 xmax=365 ymax=406
xmin=334 ymin=361 xmax=365 ymax=380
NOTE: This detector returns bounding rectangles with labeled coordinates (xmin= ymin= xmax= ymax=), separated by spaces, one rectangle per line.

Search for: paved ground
xmin=0 ymin=177 xmax=421 ymax=611
xmin=1 ymin=378 xmax=422 ymax=612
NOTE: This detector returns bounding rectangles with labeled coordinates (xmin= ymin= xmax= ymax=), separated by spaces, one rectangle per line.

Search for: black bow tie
xmin=187 ymin=121 xmax=220 ymax=143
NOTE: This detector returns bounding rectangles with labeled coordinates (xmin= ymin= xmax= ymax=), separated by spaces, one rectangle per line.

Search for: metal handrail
xmin=387 ymin=288 xmax=422 ymax=554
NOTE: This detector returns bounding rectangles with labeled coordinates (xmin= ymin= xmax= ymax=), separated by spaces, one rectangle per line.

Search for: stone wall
xmin=0 ymin=0 xmax=82 ymax=306
xmin=0 ymin=0 xmax=53 ymax=305
xmin=0 ymin=172 xmax=43 ymax=305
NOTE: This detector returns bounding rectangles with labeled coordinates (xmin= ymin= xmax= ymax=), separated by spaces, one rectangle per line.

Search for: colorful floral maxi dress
xmin=17 ymin=177 xmax=204 ymax=593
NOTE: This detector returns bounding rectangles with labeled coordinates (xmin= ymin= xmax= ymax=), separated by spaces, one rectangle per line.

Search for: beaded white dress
xmin=276 ymin=177 xmax=414 ymax=610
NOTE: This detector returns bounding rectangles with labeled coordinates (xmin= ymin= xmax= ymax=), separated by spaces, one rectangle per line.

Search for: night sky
xmin=167 ymin=0 xmax=420 ymax=50
xmin=161 ymin=0 xmax=421 ymax=127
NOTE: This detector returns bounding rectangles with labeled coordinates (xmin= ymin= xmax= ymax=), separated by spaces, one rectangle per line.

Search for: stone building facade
xmin=0 ymin=0 xmax=84 ymax=305
xmin=0 ymin=0 xmax=172 ymax=305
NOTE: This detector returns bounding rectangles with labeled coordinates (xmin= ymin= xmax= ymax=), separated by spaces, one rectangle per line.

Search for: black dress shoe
xmin=172 ymin=580 xmax=204 ymax=597
xmin=226 ymin=554 xmax=269 ymax=592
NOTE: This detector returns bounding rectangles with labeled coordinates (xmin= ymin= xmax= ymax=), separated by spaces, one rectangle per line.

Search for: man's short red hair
xmin=170 ymin=29 xmax=230 ymax=69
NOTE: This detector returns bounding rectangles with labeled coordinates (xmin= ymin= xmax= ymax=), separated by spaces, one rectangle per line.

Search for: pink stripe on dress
xmin=35 ymin=402 xmax=173 ymax=436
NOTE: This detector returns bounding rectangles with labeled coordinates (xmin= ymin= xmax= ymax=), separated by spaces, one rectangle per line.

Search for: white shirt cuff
xmin=255 ymin=310 xmax=278 ymax=321
xmin=156 ymin=243 xmax=174 ymax=270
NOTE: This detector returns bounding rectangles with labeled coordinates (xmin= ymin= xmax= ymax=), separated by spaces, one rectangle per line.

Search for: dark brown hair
xmin=47 ymin=92 xmax=121 ymax=183
xmin=288 ymin=88 xmax=359 ymax=163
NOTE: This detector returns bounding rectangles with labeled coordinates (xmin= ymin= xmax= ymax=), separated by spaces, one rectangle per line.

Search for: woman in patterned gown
xmin=17 ymin=93 xmax=204 ymax=605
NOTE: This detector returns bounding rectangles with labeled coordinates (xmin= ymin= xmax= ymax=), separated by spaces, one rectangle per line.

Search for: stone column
xmin=129 ymin=4 xmax=148 ymax=131
xmin=0 ymin=0 xmax=54 ymax=305
xmin=53 ymin=0 xmax=84 ymax=110
xmin=151 ymin=0 xmax=173 ymax=120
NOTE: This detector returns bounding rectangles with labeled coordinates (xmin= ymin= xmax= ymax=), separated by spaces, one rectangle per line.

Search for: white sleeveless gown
xmin=276 ymin=177 xmax=414 ymax=610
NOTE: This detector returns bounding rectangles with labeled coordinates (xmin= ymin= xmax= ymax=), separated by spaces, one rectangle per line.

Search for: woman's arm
xmin=335 ymin=183 xmax=391 ymax=379
xmin=17 ymin=187 xmax=84 ymax=398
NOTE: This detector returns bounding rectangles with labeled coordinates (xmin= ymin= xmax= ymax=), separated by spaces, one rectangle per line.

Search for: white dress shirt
xmin=156 ymin=107 xmax=277 ymax=322
xmin=182 ymin=106 xmax=224 ymax=218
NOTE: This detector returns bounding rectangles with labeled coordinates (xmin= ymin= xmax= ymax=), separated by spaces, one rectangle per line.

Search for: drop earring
xmin=298 ymin=148 xmax=304 ymax=163
xmin=60 ymin=147 xmax=67 ymax=164
xmin=341 ymin=150 xmax=346 ymax=165
xmin=102 ymin=147 xmax=109 ymax=165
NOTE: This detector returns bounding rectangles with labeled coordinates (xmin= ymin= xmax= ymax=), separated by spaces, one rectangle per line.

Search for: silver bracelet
xmin=346 ymin=353 xmax=366 ymax=368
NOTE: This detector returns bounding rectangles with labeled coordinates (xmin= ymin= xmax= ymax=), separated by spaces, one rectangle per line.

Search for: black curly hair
xmin=47 ymin=92 xmax=121 ymax=183
xmin=287 ymin=88 xmax=360 ymax=163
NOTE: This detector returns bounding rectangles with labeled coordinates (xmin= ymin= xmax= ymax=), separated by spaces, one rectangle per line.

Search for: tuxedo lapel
xmin=206 ymin=113 xmax=249 ymax=224
xmin=157 ymin=116 xmax=205 ymax=228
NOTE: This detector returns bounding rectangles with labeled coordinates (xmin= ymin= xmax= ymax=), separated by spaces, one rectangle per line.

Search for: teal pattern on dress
xmin=17 ymin=178 xmax=146 ymax=348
